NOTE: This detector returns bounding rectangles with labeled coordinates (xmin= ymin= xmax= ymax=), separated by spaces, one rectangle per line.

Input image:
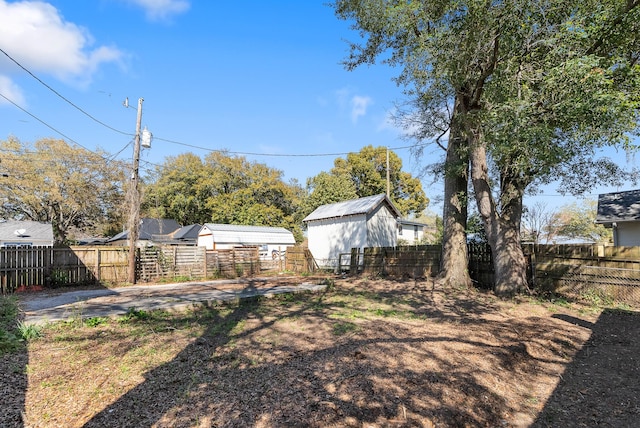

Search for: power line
xmin=0 ymin=91 xmax=101 ymax=154
xmin=2 ymin=47 xmax=439 ymax=159
xmin=153 ymin=135 xmax=433 ymax=158
xmin=0 ymin=92 xmax=130 ymax=166
xmin=0 ymin=47 xmax=133 ymax=137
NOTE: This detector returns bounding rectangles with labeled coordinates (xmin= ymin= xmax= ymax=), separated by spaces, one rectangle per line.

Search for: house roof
xmin=398 ymin=218 xmax=429 ymax=227
xmin=596 ymin=189 xmax=640 ymax=224
xmin=200 ymin=223 xmax=296 ymax=245
xmin=107 ymin=218 xmax=182 ymax=242
xmin=302 ymin=194 xmax=401 ymax=223
xmin=170 ymin=224 xmax=202 ymax=240
xmin=0 ymin=220 xmax=54 ymax=244
xmin=152 ymin=224 xmax=203 ymax=244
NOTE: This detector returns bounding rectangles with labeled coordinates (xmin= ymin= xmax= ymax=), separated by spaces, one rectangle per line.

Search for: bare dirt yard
xmin=2 ymin=277 xmax=639 ymax=427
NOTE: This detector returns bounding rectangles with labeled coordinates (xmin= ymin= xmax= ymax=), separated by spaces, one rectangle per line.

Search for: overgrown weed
xmin=0 ymin=296 xmax=24 ymax=354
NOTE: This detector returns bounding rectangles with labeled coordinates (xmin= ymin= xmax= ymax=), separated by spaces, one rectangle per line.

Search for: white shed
xmin=303 ymin=194 xmax=401 ymax=268
xmin=197 ymin=223 xmax=296 ymax=258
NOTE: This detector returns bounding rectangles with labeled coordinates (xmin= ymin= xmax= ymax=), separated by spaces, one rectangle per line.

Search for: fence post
xmin=232 ymin=249 xmax=237 ymax=277
xmin=350 ymin=248 xmax=358 ymax=275
xmin=95 ymin=248 xmax=101 ymax=282
xmin=44 ymin=247 xmax=52 ymax=286
xmin=203 ymin=247 xmax=208 ymax=279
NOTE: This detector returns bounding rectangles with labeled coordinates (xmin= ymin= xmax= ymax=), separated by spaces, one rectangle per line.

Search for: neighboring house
xmin=596 ymin=189 xmax=640 ymax=246
xmin=303 ymin=194 xmax=401 ymax=268
xmin=397 ymin=218 xmax=431 ymax=244
xmin=0 ymin=220 xmax=54 ymax=247
xmin=106 ymin=218 xmax=181 ymax=246
xmin=153 ymin=224 xmax=202 ymax=246
xmin=197 ymin=223 xmax=296 ymax=258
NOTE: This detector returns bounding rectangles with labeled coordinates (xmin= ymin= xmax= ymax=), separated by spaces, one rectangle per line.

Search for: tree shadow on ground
xmin=72 ymin=279 xmax=593 ymax=427
xmin=1 ymin=252 xmax=116 ymax=428
xmin=82 ymin=282 xmax=319 ymax=427
xmin=532 ymin=308 xmax=640 ymax=427
xmin=0 ymin=347 xmax=28 ymax=427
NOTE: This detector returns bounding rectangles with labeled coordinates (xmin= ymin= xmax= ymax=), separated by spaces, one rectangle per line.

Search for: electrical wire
xmin=0 ymin=91 xmax=101 ymax=154
xmin=153 ymin=135 xmax=434 ymax=158
xmin=2 ymin=46 xmax=440 ymax=160
xmin=0 ymin=47 xmax=133 ymax=137
xmin=108 ymin=141 xmax=134 ymax=162
xmin=0 ymin=91 xmax=135 ymax=167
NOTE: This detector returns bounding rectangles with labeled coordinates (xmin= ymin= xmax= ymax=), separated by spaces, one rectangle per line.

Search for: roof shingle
xmin=596 ymin=189 xmax=640 ymax=224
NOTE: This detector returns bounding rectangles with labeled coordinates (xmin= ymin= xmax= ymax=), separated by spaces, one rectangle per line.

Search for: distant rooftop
xmin=596 ymin=189 xmax=640 ymax=224
xmin=107 ymin=218 xmax=181 ymax=242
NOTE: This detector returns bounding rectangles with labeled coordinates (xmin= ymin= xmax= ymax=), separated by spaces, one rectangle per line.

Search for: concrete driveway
xmin=18 ymin=278 xmax=328 ymax=325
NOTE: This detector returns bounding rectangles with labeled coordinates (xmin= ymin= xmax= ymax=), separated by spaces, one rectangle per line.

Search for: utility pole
xmin=127 ymin=97 xmax=144 ymax=284
xmin=386 ymin=147 xmax=390 ymax=197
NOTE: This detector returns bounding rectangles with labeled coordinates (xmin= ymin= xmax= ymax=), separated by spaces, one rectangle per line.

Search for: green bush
xmin=0 ymin=296 xmax=24 ymax=354
xmin=17 ymin=320 xmax=42 ymax=341
xmin=118 ymin=307 xmax=152 ymax=323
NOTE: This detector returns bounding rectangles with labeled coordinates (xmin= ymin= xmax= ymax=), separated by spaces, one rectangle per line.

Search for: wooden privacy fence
xmin=530 ymin=244 xmax=640 ymax=305
xmin=0 ymin=245 xmax=263 ymax=293
xmin=354 ymin=245 xmax=442 ymax=278
xmin=351 ymin=243 xmax=640 ymax=305
xmin=139 ymin=246 xmax=207 ymax=281
xmin=352 ymin=244 xmax=495 ymax=286
xmin=0 ymin=246 xmax=129 ymax=293
xmin=285 ymin=246 xmax=318 ymax=273
xmin=206 ymin=247 xmax=260 ymax=278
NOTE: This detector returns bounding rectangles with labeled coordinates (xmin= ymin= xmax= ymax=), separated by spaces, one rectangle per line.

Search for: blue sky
xmin=0 ymin=0 xmax=637 ymax=217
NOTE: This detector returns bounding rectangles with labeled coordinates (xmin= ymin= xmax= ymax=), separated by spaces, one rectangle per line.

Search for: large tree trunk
xmin=438 ymin=117 xmax=471 ymax=288
xmin=470 ymin=140 xmax=529 ymax=296
xmin=491 ymin=218 xmax=529 ymax=296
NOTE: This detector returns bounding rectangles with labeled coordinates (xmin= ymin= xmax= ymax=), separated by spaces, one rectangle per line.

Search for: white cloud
xmin=333 ymin=88 xmax=374 ymax=123
xmin=350 ymin=95 xmax=372 ymax=123
xmin=0 ymin=1 xmax=123 ymax=86
xmin=124 ymin=0 xmax=190 ymax=21
xmin=0 ymin=75 xmax=25 ymax=106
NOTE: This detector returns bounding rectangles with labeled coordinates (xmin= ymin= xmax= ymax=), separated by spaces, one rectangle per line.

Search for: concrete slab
xmin=18 ymin=279 xmax=328 ymax=325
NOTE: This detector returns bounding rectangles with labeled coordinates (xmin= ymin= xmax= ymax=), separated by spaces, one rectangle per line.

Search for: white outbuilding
xmin=197 ymin=223 xmax=296 ymax=258
xmin=303 ymin=194 xmax=401 ymax=269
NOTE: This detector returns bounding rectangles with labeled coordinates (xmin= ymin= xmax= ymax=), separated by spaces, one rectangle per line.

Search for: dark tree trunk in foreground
xmin=470 ymin=141 xmax=529 ymax=296
xmin=438 ymin=108 xmax=471 ymax=288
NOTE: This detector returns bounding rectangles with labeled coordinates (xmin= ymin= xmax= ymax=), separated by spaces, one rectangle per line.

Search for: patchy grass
xmin=2 ymin=278 xmax=638 ymax=427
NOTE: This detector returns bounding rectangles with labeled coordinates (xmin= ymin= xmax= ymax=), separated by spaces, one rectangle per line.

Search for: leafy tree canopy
xmin=143 ymin=151 xmax=304 ymax=241
xmin=554 ymin=201 xmax=612 ymax=243
xmin=0 ymin=138 xmax=126 ymax=244
xmin=299 ymin=171 xmax=358 ymax=221
xmin=333 ymin=0 xmax=640 ymax=294
xmin=303 ymin=145 xmax=429 ymax=218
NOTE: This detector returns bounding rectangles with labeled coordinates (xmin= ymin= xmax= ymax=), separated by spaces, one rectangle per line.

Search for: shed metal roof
xmin=201 ymin=223 xmax=296 ymax=245
xmin=596 ymin=189 xmax=640 ymax=224
xmin=302 ymin=194 xmax=401 ymax=223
